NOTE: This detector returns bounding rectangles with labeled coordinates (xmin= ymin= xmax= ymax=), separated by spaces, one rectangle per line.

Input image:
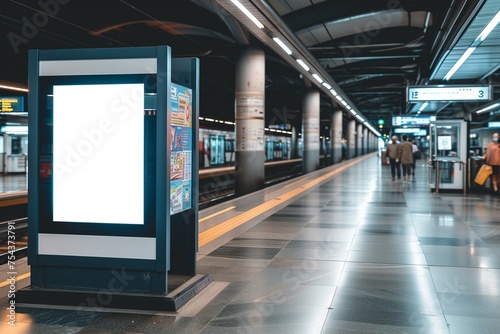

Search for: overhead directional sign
xmin=0 ymin=96 xmax=24 ymax=112
xmin=407 ymin=86 xmax=491 ymax=102
xmin=392 ymin=115 xmax=436 ymax=127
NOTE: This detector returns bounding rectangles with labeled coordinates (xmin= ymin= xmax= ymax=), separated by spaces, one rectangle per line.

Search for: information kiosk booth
xmin=18 ymin=46 xmax=210 ymax=311
xmin=428 ymin=120 xmax=468 ymax=193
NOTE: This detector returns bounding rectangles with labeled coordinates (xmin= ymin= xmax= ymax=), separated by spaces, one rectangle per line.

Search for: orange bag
xmin=475 ymin=164 xmax=492 ymax=186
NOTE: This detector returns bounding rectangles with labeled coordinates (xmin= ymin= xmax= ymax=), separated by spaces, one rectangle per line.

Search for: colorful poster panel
xmin=169 ymin=83 xmax=193 ymax=215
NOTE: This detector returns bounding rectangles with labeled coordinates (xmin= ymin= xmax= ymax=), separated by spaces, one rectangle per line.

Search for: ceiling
xmin=1 ymin=0 xmax=500 ymax=134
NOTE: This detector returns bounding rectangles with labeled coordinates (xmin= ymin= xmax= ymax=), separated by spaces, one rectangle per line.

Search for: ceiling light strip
xmin=272 ymin=37 xmax=292 ymax=55
xmin=231 ymin=0 xmax=264 ymax=29
xmin=477 ymin=103 xmax=500 ymax=114
xmin=444 ymin=47 xmax=476 ymax=80
xmin=0 ymin=84 xmax=29 ymax=92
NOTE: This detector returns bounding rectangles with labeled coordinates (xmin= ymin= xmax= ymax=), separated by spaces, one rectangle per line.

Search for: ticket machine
xmin=428 ymin=120 xmax=468 ymax=192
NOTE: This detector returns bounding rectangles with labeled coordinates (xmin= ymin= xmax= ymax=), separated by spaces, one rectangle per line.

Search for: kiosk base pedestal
xmin=16 ymin=274 xmax=213 ymax=312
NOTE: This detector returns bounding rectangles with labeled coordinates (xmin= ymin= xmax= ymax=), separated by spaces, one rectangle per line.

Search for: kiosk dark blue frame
xmin=20 ymin=46 xmax=209 ymax=311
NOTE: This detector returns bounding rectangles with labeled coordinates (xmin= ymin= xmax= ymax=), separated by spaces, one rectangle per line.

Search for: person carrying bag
xmin=478 ymin=133 xmax=500 ymax=191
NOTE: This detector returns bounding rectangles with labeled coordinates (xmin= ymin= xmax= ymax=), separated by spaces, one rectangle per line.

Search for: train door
xmin=203 ymin=137 xmax=210 ymax=167
xmin=209 ymin=134 xmax=225 ymax=165
xmin=0 ymin=134 xmax=4 ymax=173
xmin=283 ymin=140 xmax=289 ymax=159
xmin=225 ymin=138 xmax=235 ymax=164
xmin=274 ymin=141 xmax=283 ymax=159
xmin=266 ymin=140 xmax=274 ymax=161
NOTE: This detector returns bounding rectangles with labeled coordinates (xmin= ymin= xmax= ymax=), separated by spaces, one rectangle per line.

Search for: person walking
xmin=400 ymin=135 xmax=414 ymax=182
xmin=386 ymin=135 xmax=401 ymax=181
xmin=411 ymin=140 xmax=419 ymax=176
xmin=482 ymin=132 xmax=500 ymax=192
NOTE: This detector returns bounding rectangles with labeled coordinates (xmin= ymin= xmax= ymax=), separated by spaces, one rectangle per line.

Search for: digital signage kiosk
xmin=19 ymin=46 xmax=208 ymax=311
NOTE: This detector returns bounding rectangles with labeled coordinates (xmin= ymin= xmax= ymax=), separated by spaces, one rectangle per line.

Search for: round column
xmin=331 ymin=110 xmax=343 ymax=163
xmin=235 ymin=48 xmax=265 ymax=196
xmin=302 ymin=89 xmax=320 ymax=173
xmin=356 ymin=123 xmax=363 ymax=157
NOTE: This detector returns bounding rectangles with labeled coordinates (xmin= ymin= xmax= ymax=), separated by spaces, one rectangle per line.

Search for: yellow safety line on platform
xmin=199 ymin=206 xmax=236 ymax=223
xmin=0 ymin=272 xmax=30 ymax=288
xmin=198 ymin=157 xmax=364 ymax=247
xmin=0 ymin=155 xmax=372 ymax=287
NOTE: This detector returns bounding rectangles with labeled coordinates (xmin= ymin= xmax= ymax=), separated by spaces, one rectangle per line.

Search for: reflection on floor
xmin=1 ymin=155 xmax=500 ymax=334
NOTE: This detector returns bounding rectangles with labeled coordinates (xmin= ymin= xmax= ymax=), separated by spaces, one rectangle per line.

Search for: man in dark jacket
xmin=386 ymin=135 xmax=401 ymax=181
xmin=400 ymin=135 xmax=414 ymax=182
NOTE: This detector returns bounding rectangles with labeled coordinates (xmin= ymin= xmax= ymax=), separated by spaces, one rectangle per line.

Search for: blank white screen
xmin=53 ymin=84 xmax=144 ymax=224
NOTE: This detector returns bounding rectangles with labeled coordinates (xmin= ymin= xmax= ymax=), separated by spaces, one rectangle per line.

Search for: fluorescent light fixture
xmin=423 ymin=12 xmax=431 ymax=34
xmin=351 ymin=110 xmax=357 ymax=116
xmin=296 ymin=59 xmax=310 ymax=71
xmin=335 ymin=95 xmax=343 ymax=102
xmin=355 ymin=114 xmax=364 ymax=121
xmin=330 ymin=88 xmax=338 ymax=96
xmin=1 ymin=125 xmax=28 ymax=134
xmin=477 ymin=103 xmax=500 ymax=114
xmin=341 ymin=100 xmax=348 ymax=106
xmin=273 ymin=37 xmax=292 ymax=55
xmin=205 ymin=117 xmax=214 ymax=122
xmin=444 ymin=47 xmax=476 ymax=80
xmin=312 ymin=74 xmax=323 ymax=83
xmin=231 ymin=0 xmax=264 ymax=29
xmin=419 ymin=102 xmax=429 ymax=112
xmin=322 ymin=82 xmax=332 ymax=90
xmin=0 ymin=84 xmax=28 ymax=92
xmin=476 ymin=10 xmax=500 ymax=42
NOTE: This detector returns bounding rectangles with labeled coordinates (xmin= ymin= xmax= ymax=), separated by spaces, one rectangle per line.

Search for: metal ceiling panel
xmin=305 ymin=26 xmax=331 ymax=47
xmin=268 ymin=0 xmax=294 ymax=15
xmin=281 ymin=0 xmax=310 ymax=12
xmin=296 ymin=11 xmax=428 ymax=45
xmin=298 ymin=29 xmax=320 ymax=46
xmin=431 ymin=0 xmax=500 ymax=81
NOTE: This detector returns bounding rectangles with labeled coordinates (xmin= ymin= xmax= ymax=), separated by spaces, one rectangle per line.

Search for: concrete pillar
xmin=235 ymin=48 xmax=265 ymax=196
xmin=347 ymin=119 xmax=356 ymax=159
xmin=331 ymin=110 xmax=343 ymax=163
xmin=356 ymin=123 xmax=363 ymax=157
xmin=302 ymin=89 xmax=320 ymax=173
xmin=363 ymin=127 xmax=368 ymax=154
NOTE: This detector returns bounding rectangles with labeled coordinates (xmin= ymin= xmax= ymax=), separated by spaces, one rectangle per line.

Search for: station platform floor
xmin=1 ymin=153 xmax=500 ymax=333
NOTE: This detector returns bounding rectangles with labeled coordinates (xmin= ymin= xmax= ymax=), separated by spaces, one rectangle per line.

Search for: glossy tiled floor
xmin=2 ymin=154 xmax=500 ymax=333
